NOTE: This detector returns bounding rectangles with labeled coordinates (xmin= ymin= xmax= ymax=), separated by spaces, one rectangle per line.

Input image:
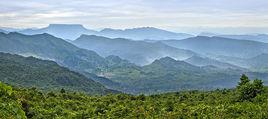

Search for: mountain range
xmin=0 ymin=31 xmax=268 ymax=94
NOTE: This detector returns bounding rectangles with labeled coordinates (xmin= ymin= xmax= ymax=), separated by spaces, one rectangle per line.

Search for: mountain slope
xmin=98 ymin=27 xmax=193 ymax=40
xmin=73 ymin=35 xmax=196 ymax=65
xmin=0 ymin=32 xmax=108 ymax=72
xmin=19 ymin=24 xmax=97 ymax=40
xmin=0 ymin=52 xmax=112 ymax=94
xmin=122 ymin=57 xmax=244 ymax=94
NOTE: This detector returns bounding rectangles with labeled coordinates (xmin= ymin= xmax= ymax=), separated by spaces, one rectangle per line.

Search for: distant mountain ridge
xmin=6 ymin=24 xmax=194 ymax=40
xmin=217 ymin=34 xmax=268 ymax=43
xmin=97 ymin=27 xmax=193 ymax=40
xmin=161 ymin=36 xmax=268 ymax=59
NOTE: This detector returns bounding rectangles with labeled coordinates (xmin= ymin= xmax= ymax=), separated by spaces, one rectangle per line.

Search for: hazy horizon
xmin=1 ymin=0 xmax=268 ymax=34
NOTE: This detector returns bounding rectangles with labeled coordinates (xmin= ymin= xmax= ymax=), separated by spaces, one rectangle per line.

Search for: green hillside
xmin=0 ymin=52 xmax=112 ymax=95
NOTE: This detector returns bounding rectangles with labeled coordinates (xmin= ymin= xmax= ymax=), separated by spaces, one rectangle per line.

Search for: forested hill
xmin=0 ymin=52 xmax=114 ymax=95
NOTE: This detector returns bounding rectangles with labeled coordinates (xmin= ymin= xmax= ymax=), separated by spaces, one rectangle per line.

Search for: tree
xmin=238 ymin=74 xmax=250 ymax=87
xmin=236 ymin=75 xmax=264 ymax=101
xmin=60 ymin=88 xmax=66 ymax=93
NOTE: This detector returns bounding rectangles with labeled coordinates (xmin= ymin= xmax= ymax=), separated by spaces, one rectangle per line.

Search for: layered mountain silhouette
xmin=0 ymin=32 xmax=268 ymax=94
xmin=73 ymin=35 xmax=196 ymax=65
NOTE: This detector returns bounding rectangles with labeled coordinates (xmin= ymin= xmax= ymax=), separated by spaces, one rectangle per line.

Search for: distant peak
xmin=47 ymin=24 xmax=86 ymax=29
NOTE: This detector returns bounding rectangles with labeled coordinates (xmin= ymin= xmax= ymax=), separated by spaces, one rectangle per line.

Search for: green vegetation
xmin=1 ymin=75 xmax=268 ymax=118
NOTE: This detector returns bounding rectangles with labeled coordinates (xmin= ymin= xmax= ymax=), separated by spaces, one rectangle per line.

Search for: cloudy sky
xmin=1 ymin=0 xmax=268 ymax=34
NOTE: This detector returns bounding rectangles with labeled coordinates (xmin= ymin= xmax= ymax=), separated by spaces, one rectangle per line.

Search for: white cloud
xmin=0 ymin=0 xmax=268 ymax=33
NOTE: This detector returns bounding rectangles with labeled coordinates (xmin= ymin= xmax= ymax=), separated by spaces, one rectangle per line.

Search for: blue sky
xmin=1 ymin=0 xmax=268 ymax=34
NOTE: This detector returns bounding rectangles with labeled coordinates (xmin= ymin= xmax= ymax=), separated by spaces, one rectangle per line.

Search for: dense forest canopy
xmin=1 ymin=75 xmax=268 ymax=118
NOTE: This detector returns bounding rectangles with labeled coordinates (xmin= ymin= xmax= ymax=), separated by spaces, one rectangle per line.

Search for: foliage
xmin=0 ymin=82 xmax=26 ymax=119
xmin=1 ymin=75 xmax=268 ymax=118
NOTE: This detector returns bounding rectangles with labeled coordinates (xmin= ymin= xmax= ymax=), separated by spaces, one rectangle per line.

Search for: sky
xmin=1 ymin=0 xmax=268 ymax=34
